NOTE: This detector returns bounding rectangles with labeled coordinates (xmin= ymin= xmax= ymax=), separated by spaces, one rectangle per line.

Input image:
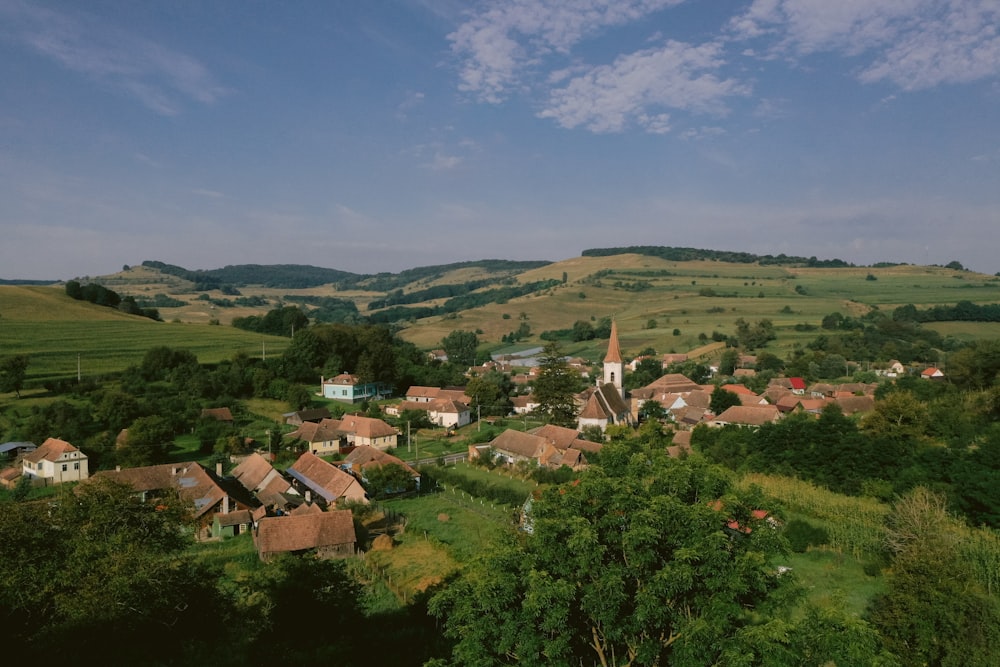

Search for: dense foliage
xmin=582 ymin=245 xmax=854 ymax=267
xmin=367 ymin=279 xmax=561 ymax=324
xmin=430 ymin=446 xmax=890 ymax=666
xmin=693 ymin=379 xmax=1000 ymax=528
xmin=65 ymin=280 xmax=161 ymax=320
xmin=142 ymin=258 xmax=549 ymax=291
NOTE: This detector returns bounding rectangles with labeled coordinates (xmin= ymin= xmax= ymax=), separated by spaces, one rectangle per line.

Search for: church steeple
xmin=603 ymin=318 xmax=623 ymax=393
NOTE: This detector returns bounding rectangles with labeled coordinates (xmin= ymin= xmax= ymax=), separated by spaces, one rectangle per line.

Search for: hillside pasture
xmin=396 ymin=257 xmax=1000 ymax=359
xmin=0 ymin=286 xmax=289 ymax=386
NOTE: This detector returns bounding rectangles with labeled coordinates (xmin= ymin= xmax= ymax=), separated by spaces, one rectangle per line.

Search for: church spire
xmin=604 ymin=318 xmax=622 ymax=364
xmin=603 ymin=318 xmax=623 ymax=393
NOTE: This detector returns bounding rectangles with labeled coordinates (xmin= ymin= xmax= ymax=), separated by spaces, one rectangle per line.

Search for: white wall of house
xmin=23 ymin=450 xmax=89 ymax=484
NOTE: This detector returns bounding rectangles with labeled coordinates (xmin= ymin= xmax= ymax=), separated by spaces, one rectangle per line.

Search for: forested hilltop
xmin=141 ymin=258 xmax=551 ymax=290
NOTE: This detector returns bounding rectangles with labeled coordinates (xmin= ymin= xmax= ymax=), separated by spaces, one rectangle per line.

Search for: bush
xmin=783 ymin=518 xmax=830 ymax=553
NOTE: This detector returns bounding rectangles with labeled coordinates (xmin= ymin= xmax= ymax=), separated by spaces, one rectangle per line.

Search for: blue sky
xmin=2 ymin=0 xmax=998 ymax=280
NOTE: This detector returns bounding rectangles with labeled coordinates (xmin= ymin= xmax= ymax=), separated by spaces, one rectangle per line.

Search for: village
xmin=2 ymin=319 xmax=947 ymax=564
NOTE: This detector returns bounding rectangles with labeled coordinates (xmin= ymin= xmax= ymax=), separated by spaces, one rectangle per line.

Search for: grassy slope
xmin=396 ymin=255 xmax=1000 ymax=358
xmin=5 ymin=257 xmax=999 ymax=387
xmin=0 ymin=285 xmax=291 ymax=386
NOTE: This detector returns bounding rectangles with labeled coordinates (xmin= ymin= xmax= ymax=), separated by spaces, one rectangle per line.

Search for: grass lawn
xmin=385 ymin=490 xmax=515 ymax=562
xmin=783 ymin=548 xmax=884 ymax=618
xmin=188 ymin=532 xmax=262 ymax=576
xmin=440 ymin=461 xmax=538 ymax=498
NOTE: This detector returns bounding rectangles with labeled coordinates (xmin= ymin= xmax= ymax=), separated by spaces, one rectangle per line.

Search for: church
xmin=577 ymin=319 xmax=633 ymax=432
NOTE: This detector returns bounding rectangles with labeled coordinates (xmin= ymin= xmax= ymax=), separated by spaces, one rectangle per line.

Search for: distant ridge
xmin=582 ymin=246 xmax=855 ymax=268
xmin=141 ymin=259 xmax=551 ymax=290
xmin=0 ymin=279 xmax=58 ymax=285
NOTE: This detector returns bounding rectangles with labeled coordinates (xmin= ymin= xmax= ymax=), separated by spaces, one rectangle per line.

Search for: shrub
xmin=784 ymin=518 xmax=830 ymax=553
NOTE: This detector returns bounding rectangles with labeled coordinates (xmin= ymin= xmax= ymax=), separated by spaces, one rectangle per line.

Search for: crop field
xmin=395 ymin=256 xmax=1000 ymax=358
xmin=5 ymin=256 xmax=998 ymax=388
xmin=0 ymin=286 xmax=290 ymax=386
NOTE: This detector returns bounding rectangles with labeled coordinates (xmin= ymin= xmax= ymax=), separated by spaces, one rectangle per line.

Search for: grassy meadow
xmin=393 ymin=255 xmax=1000 ymax=359
xmin=0 ymin=285 xmax=291 ymax=387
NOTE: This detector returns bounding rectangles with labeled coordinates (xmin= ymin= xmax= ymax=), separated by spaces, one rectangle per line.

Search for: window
xmin=62 ymin=464 xmax=68 ymax=472
xmin=74 ymin=462 xmax=80 ymax=470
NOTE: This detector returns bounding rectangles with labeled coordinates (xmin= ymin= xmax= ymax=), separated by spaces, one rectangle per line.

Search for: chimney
xmin=115 ymin=465 xmax=121 ymax=472
xmin=216 ymin=462 xmax=224 ymax=477
xmin=305 ymin=489 xmax=312 ymax=504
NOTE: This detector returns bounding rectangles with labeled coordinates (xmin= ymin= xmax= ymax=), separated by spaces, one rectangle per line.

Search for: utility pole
xmin=477 ymin=403 xmax=481 ymax=432
xmin=77 ymin=353 xmax=81 ymax=383
xmin=407 ymin=420 xmax=411 ymax=453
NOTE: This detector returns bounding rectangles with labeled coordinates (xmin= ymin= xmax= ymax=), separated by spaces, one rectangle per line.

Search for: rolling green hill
xmin=0 ymin=285 xmax=290 ymax=386
xmin=4 ymin=249 xmax=1000 ymax=387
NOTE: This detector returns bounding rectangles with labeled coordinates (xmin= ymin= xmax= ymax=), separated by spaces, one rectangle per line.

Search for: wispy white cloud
xmin=449 ymin=0 xmax=686 ymax=103
xmin=730 ymin=0 xmax=1000 ymax=90
xmin=0 ymin=0 xmax=228 ymax=115
xmin=539 ymin=40 xmax=748 ymax=133
xmin=404 ymin=139 xmax=478 ymax=170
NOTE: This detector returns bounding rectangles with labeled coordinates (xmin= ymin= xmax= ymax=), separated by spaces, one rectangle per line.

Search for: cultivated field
xmin=0 ymin=285 xmax=290 ymax=386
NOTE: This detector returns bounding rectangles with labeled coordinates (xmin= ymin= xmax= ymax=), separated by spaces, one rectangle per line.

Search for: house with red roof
xmin=21 ymin=438 xmax=89 ymax=485
xmin=254 ymin=509 xmax=357 ymax=561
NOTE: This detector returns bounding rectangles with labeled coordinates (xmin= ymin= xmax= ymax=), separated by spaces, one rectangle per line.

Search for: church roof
xmin=604 ymin=319 xmax=622 ymax=364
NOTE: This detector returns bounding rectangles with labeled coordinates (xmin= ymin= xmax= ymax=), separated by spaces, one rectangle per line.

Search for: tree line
xmin=64 ymin=280 xmax=161 ymax=321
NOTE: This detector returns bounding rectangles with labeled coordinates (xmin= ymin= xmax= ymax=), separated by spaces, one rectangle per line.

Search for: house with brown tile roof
xmin=337 ymin=414 xmax=399 ymax=450
xmin=661 ymin=353 xmax=689 ymax=367
xmin=21 ymin=438 xmax=89 ymax=485
xmin=254 ymin=509 xmax=357 ymax=562
xmin=290 ymin=502 xmax=324 ymax=516
xmin=0 ymin=466 xmax=23 ymax=489
xmin=645 ymin=373 xmax=702 ymax=393
xmin=212 ymin=509 xmax=252 ymax=539
xmin=230 ymin=452 xmax=295 ymax=503
xmin=343 ymin=445 xmax=420 ymax=492
xmin=488 ymin=429 xmax=547 ymax=463
xmin=668 ymin=430 xmax=692 ymax=458
xmin=287 ymin=418 xmax=348 ymax=456
xmin=286 ymin=452 xmax=368 ymax=506
xmin=426 ymin=398 xmax=471 ymax=428
xmin=405 ymin=385 xmax=443 ymax=403
xmin=832 ymin=395 xmax=875 ymax=415
xmin=92 ymin=461 xmax=237 ymax=524
xmin=284 ymin=408 xmax=333 ymax=425
xmin=709 ymin=405 xmax=782 ymax=428
xmin=511 ymin=395 xmax=539 ymax=414
xmin=736 ymin=392 xmax=769 ymax=407
xmin=485 ymin=428 xmax=591 ymax=470
xmin=775 ymin=395 xmax=829 ymax=414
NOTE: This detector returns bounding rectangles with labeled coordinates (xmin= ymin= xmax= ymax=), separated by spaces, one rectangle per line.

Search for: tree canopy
xmin=432 ymin=448 xmax=794 ymax=666
xmin=532 ymin=342 xmax=584 ymax=427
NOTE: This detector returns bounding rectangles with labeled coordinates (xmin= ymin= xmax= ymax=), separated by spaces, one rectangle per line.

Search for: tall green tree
xmin=441 ymin=329 xmax=480 ymax=368
xmin=0 ymin=354 xmax=29 ymax=398
xmin=868 ymin=487 xmax=1000 ymax=665
xmin=532 ymin=342 xmax=583 ymax=427
xmin=466 ymin=370 xmax=514 ymax=417
xmin=0 ymin=477 xmax=223 ymax=664
xmin=710 ymin=386 xmax=742 ymax=414
xmin=431 ymin=449 xmax=793 ymax=666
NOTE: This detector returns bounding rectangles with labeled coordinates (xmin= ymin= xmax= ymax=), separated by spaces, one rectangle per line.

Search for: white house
xmin=320 ymin=373 xmax=385 ymax=403
xmin=426 ymin=398 xmax=471 ymax=429
xmin=21 ymin=438 xmax=89 ymax=485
